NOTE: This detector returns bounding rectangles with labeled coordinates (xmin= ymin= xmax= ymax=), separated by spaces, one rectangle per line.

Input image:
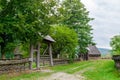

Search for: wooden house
xmin=87 ymin=45 xmax=101 ymax=59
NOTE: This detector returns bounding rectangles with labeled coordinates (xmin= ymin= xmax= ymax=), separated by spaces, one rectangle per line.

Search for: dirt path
xmin=40 ymin=62 xmax=94 ymax=80
xmin=76 ymin=66 xmax=94 ymax=74
xmin=42 ymin=72 xmax=85 ymax=80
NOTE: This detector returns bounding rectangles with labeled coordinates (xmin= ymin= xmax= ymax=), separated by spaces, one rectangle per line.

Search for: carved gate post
xmin=29 ymin=43 xmax=40 ymax=70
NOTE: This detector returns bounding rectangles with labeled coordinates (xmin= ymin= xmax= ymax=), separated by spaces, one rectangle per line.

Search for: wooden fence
xmin=0 ymin=58 xmax=29 ymax=74
xmin=0 ymin=57 xmax=81 ymax=74
xmin=53 ymin=59 xmax=69 ymax=65
xmin=112 ymin=55 xmax=120 ymax=69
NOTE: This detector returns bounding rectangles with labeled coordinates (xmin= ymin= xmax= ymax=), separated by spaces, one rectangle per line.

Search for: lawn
xmin=83 ymin=60 xmax=120 ymax=80
xmin=0 ymin=59 xmax=120 ymax=80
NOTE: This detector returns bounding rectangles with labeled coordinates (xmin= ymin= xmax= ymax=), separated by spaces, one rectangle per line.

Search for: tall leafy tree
xmin=0 ymin=0 xmax=57 ymax=58
xmin=58 ymin=0 xmax=94 ymax=54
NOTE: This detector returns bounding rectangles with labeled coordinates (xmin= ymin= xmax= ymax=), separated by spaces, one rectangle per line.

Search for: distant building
xmin=87 ymin=45 xmax=101 ymax=59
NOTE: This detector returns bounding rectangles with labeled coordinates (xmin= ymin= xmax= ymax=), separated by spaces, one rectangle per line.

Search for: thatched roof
xmin=88 ymin=45 xmax=101 ymax=55
xmin=44 ymin=35 xmax=55 ymax=43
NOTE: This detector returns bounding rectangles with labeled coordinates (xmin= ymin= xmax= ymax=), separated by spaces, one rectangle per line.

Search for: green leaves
xmin=0 ymin=0 xmax=94 ymax=59
xmin=49 ymin=25 xmax=78 ymax=59
xmin=0 ymin=0 xmax=57 ymax=58
xmin=58 ymin=0 xmax=94 ymax=53
xmin=110 ymin=35 xmax=120 ymax=55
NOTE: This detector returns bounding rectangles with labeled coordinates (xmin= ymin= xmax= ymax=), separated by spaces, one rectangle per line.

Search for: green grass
xmin=83 ymin=60 xmax=120 ymax=80
xmin=11 ymin=72 xmax=51 ymax=80
xmin=51 ymin=60 xmax=94 ymax=73
xmin=0 ymin=59 xmax=120 ymax=80
xmin=0 ymin=71 xmax=52 ymax=80
xmin=51 ymin=59 xmax=120 ymax=80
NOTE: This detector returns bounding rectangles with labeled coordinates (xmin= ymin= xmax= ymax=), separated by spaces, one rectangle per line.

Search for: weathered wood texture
xmin=29 ymin=43 xmax=40 ymax=70
xmin=39 ymin=55 xmax=51 ymax=66
xmin=0 ymin=58 xmax=29 ymax=74
xmin=88 ymin=45 xmax=101 ymax=60
xmin=112 ymin=55 xmax=120 ymax=69
xmin=53 ymin=59 xmax=69 ymax=65
xmin=53 ymin=59 xmax=80 ymax=65
xmin=48 ymin=43 xmax=53 ymax=66
xmin=88 ymin=54 xmax=101 ymax=60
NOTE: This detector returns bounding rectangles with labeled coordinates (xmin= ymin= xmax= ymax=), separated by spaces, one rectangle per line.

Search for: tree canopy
xmin=0 ymin=0 xmax=94 ymax=59
xmin=58 ymin=0 xmax=94 ymax=53
xmin=0 ymin=0 xmax=57 ymax=58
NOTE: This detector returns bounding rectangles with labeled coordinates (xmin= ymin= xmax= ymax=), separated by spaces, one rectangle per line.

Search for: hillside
xmin=98 ymin=48 xmax=111 ymax=54
xmin=98 ymin=48 xmax=112 ymax=57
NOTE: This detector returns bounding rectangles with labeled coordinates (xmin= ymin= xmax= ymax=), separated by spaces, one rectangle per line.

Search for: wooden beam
xmin=29 ymin=44 xmax=34 ymax=70
xmin=48 ymin=43 xmax=53 ymax=66
xmin=36 ymin=43 xmax=40 ymax=69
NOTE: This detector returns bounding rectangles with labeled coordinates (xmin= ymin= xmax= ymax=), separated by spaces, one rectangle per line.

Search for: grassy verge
xmin=0 ymin=71 xmax=52 ymax=80
xmin=83 ymin=60 xmax=120 ymax=80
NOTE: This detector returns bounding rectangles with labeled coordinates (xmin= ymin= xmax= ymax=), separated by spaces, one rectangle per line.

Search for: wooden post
xmin=48 ymin=43 xmax=53 ymax=66
xmin=29 ymin=44 xmax=34 ymax=70
xmin=36 ymin=43 xmax=40 ymax=69
xmin=0 ymin=45 xmax=2 ymax=59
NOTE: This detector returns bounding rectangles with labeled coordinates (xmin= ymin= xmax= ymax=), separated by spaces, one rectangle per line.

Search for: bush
xmin=110 ymin=35 xmax=120 ymax=55
xmin=49 ymin=25 xmax=78 ymax=61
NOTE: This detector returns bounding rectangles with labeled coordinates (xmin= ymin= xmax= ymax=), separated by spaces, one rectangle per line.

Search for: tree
xmin=110 ymin=35 xmax=120 ymax=55
xmin=0 ymin=0 xmax=57 ymax=58
xmin=49 ymin=25 xmax=78 ymax=59
xmin=58 ymin=0 xmax=94 ymax=54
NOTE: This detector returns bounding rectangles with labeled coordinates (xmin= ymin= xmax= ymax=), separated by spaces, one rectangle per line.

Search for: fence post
xmin=29 ymin=44 xmax=33 ymax=70
xmin=48 ymin=43 xmax=53 ymax=66
xmin=36 ymin=43 xmax=40 ymax=69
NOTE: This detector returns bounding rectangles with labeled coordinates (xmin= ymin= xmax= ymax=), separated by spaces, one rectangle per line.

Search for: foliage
xmin=49 ymin=25 xmax=78 ymax=59
xmin=0 ymin=0 xmax=94 ymax=59
xmin=0 ymin=0 xmax=57 ymax=58
xmin=110 ymin=35 xmax=120 ymax=55
xmin=58 ymin=0 xmax=94 ymax=54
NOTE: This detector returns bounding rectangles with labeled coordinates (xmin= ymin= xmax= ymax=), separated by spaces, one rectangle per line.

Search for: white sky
xmin=81 ymin=0 xmax=120 ymax=49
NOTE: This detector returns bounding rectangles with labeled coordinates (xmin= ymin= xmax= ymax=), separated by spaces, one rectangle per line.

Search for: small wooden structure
xmin=29 ymin=35 xmax=55 ymax=69
xmin=0 ymin=35 xmax=55 ymax=73
xmin=87 ymin=45 xmax=101 ymax=59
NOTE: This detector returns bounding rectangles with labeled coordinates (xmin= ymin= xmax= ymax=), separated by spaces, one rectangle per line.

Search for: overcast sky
xmin=81 ymin=0 xmax=120 ymax=49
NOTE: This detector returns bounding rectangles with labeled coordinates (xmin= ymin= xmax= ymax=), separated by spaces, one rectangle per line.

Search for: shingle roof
xmin=44 ymin=35 xmax=55 ymax=43
xmin=88 ymin=45 xmax=101 ymax=55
